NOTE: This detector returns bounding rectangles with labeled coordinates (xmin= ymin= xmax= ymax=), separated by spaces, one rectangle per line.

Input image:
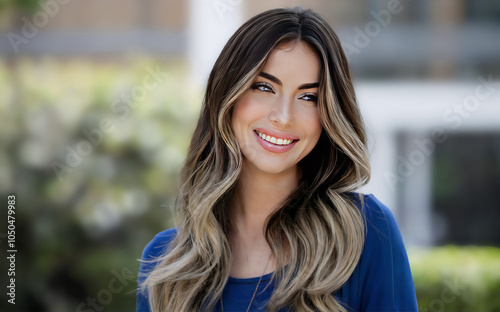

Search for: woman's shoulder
xmin=348 ymin=193 xmax=413 ymax=288
xmin=343 ymin=193 xmax=418 ymax=311
xmin=348 ymin=192 xmax=401 ymax=239
xmin=141 ymin=227 xmax=179 ymax=262
xmin=347 ymin=192 xmax=408 ymax=258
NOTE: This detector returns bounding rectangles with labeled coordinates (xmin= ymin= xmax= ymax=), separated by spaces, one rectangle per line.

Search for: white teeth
xmin=257 ymin=131 xmax=294 ymax=145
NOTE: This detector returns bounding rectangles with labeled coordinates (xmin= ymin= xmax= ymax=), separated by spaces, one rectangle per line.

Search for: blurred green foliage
xmin=410 ymin=246 xmax=500 ymax=312
xmin=0 ymin=0 xmax=37 ymax=10
xmin=0 ymin=57 xmax=201 ymax=311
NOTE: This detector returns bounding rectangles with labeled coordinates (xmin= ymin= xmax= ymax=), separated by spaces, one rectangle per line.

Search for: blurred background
xmin=0 ymin=0 xmax=499 ymax=311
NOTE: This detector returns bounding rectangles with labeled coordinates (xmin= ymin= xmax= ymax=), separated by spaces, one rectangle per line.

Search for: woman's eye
xmin=300 ymin=93 xmax=318 ymax=103
xmin=251 ymin=82 xmax=274 ymax=93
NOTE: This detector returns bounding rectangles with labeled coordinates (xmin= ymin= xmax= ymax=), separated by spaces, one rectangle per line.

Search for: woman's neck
xmin=227 ymin=162 xmax=298 ymax=278
xmin=229 ymin=162 xmax=300 ymax=237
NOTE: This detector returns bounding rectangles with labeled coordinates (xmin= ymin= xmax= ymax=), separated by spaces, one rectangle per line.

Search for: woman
xmin=137 ymin=7 xmax=418 ymax=312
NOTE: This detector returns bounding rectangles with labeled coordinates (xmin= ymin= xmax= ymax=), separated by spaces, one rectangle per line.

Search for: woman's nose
xmin=269 ymin=96 xmax=295 ymax=127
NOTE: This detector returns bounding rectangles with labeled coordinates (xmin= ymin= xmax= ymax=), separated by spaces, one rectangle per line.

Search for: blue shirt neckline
xmin=228 ymin=271 xmax=274 ymax=284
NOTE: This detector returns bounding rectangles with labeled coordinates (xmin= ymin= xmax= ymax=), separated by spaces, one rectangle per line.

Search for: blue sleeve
xmin=347 ymin=194 xmax=418 ymax=311
xmin=136 ymin=228 xmax=178 ymax=312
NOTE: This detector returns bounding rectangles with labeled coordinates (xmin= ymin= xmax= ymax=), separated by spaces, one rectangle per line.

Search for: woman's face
xmin=231 ymin=41 xmax=323 ymax=176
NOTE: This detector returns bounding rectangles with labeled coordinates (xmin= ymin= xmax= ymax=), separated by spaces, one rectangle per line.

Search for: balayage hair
xmin=139 ymin=7 xmax=371 ymax=312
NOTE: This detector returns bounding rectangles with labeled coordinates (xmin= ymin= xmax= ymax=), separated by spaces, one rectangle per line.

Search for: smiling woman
xmin=137 ymin=7 xmax=418 ymax=312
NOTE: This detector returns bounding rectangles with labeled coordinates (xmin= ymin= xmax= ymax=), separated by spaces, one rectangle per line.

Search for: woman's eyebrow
xmin=298 ymin=82 xmax=319 ymax=90
xmin=259 ymin=72 xmax=282 ymax=85
xmin=259 ymin=72 xmax=319 ymax=90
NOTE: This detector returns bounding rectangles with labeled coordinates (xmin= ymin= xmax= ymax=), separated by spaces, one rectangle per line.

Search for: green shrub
xmin=409 ymin=246 xmax=500 ymax=312
xmin=0 ymin=57 xmax=200 ymax=312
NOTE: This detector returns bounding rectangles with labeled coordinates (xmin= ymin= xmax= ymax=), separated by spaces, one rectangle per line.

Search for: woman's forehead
xmin=260 ymin=41 xmax=321 ymax=85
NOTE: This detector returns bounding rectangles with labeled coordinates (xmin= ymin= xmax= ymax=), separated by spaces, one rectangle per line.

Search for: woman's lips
xmin=254 ymin=130 xmax=298 ymax=153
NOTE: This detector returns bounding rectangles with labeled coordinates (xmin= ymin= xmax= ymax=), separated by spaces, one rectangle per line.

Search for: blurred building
xmin=2 ymin=0 xmax=499 ymax=78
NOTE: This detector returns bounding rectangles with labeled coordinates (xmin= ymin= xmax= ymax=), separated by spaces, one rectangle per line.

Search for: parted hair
xmin=139 ymin=7 xmax=371 ymax=312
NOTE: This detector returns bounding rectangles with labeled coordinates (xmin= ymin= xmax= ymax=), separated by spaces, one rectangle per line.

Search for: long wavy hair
xmin=139 ymin=7 xmax=370 ymax=312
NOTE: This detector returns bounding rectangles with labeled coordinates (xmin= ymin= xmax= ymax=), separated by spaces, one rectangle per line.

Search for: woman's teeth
xmin=256 ymin=131 xmax=294 ymax=145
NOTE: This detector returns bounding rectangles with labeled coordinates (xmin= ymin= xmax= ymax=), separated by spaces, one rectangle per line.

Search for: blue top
xmin=136 ymin=193 xmax=418 ymax=311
